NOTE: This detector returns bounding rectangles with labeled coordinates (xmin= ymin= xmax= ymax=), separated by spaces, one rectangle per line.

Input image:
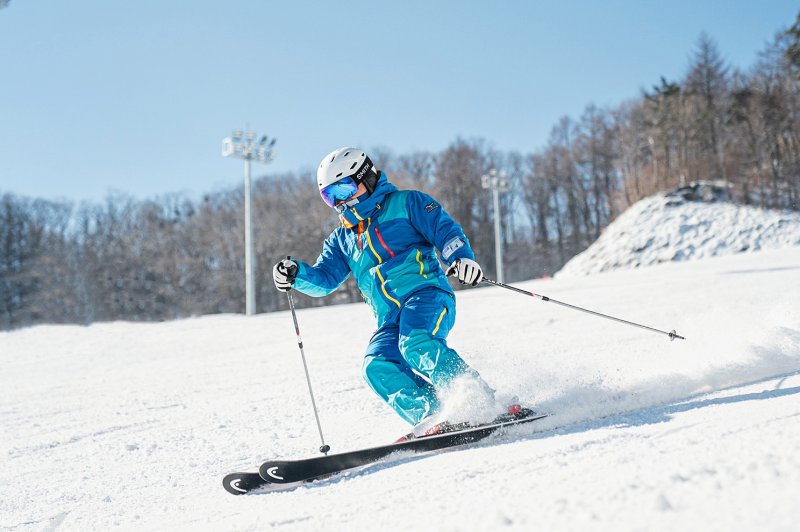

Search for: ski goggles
xmin=320 ymin=175 xmax=360 ymax=209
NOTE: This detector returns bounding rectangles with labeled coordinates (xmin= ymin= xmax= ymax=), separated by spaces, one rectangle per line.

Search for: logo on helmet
xmin=355 ymin=163 xmax=372 ymax=181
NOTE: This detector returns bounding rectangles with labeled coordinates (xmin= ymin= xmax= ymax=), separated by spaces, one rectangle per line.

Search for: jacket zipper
xmin=373 ymin=226 xmax=395 ymax=259
xmin=356 ymin=221 xmax=364 ymax=250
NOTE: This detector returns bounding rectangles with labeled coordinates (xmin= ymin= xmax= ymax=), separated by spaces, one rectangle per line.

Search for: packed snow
xmin=557 ymin=192 xmax=800 ymax=278
xmin=2 ymin=242 xmax=799 ymax=531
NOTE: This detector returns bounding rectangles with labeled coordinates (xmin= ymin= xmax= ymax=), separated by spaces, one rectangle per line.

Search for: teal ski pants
xmin=362 ymin=287 xmax=483 ymax=425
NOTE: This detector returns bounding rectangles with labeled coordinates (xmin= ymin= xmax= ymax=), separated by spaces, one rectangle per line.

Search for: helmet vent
xmin=344 ymin=151 xmax=350 ymax=156
xmin=335 ymin=172 xmax=343 ymax=178
xmin=330 ymin=156 xmax=335 ymax=162
xmin=350 ymin=162 xmax=357 ymax=169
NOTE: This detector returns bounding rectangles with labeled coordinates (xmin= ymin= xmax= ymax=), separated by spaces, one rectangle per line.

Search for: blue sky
xmin=1 ymin=0 xmax=797 ymax=202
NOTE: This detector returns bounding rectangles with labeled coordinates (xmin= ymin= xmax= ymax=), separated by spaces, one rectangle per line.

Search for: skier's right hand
xmin=446 ymin=258 xmax=483 ymax=286
xmin=273 ymin=258 xmax=298 ymax=292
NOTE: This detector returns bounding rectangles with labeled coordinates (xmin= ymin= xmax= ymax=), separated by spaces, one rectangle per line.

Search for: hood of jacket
xmin=338 ymin=172 xmax=398 ymax=228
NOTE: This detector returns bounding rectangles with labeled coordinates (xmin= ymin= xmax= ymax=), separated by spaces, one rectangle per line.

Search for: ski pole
xmin=479 ymin=276 xmax=686 ymax=341
xmin=286 ymin=286 xmax=331 ymax=455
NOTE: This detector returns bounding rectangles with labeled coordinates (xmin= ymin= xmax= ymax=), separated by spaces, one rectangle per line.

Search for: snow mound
xmin=557 ymin=192 xmax=800 ymax=278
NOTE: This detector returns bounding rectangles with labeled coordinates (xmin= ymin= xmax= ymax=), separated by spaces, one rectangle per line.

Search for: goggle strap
xmin=350 ymin=156 xmax=375 ymax=186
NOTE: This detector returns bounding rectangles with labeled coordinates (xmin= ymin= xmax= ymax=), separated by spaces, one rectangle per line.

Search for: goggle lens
xmin=320 ymin=176 xmax=359 ymax=209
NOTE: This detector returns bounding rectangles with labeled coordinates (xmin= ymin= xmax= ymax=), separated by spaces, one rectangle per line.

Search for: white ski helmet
xmin=317 ymin=147 xmax=379 ymax=208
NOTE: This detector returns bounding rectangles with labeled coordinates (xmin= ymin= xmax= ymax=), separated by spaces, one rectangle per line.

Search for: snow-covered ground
xmin=558 ymin=194 xmax=800 ymax=278
xmin=2 ymin=243 xmax=799 ymax=531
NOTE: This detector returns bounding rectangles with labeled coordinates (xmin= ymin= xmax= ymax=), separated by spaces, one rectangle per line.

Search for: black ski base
xmin=223 ymin=412 xmax=548 ymax=495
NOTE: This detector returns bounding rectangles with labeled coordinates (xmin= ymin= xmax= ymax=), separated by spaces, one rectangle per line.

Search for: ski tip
xmin=223 ymin=472 xmax=266 ymax=496
xmin=223 ymin=474 xmax=248 ymax=496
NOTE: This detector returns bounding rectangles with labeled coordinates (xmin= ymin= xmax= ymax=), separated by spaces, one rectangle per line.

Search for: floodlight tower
xmin=481 ymin=169 xmax=511 ymax=283
xmin=222 ymin=130 xmax=276 ymax=316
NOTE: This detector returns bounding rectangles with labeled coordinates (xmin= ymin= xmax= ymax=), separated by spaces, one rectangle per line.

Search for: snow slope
xmin=557 ymin=194 xmax=800 ymax=278
xmin=2 ymin=247 xmax=800 ymax=531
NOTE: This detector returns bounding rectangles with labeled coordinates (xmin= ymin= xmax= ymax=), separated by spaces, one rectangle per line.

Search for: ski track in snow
xmin=1 ymin=246 xmax=799 ymax=531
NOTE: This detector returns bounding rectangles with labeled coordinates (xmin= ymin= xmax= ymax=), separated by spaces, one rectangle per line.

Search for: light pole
xmin=222 ymin=130 xmax=276 ymax=316
xmin=481 ymin=169 xmax=510 ymax=283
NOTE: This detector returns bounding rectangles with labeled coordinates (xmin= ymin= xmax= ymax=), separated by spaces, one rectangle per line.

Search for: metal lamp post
xmin=481 ymin=169 xmax=510 ymax=283
xmin=222 ymin=130 xmax=276 ymax=316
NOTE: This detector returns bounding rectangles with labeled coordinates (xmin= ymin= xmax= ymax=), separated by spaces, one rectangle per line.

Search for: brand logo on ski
xmin=228 ymin=478 xmax=247 ymax=493
xmin=265 ymin=466 xmax=284 ymax=480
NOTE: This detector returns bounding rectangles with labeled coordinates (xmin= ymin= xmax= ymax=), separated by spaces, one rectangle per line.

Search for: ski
xmin=222 ymin=412 xmax=548 ymax=495
xmin=223 ymin=471 xmax=271 ymax=496
xmin=255 ymin=413 xmax=548 ymax=490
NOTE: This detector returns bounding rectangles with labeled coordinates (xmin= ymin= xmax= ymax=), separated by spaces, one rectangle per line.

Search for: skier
xmin=272 ymin=147 xmax=523 ymax=437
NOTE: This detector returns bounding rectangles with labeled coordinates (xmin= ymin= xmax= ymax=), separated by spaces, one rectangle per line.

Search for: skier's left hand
xmin=447 ymin=258 xmax=483 ymax=286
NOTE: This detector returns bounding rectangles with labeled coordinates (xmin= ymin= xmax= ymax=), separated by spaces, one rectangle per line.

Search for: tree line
xmin=2 ymin=19 xmax=800 ymax=330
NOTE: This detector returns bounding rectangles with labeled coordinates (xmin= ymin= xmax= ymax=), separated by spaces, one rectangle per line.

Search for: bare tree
xmin=684 ymin=33 xmax=730 ymax=181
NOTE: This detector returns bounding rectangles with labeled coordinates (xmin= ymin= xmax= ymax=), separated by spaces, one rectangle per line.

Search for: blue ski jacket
xmin=292 ymin=173 xmax=475 ymax=326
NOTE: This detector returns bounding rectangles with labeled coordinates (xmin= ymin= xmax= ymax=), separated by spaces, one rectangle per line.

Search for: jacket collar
xmin=338 ymin=172 xmax=397 ymax=228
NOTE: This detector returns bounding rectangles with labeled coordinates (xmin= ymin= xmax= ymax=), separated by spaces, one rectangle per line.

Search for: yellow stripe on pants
xmin=432 ymin=307 xmax=448 ymax=335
